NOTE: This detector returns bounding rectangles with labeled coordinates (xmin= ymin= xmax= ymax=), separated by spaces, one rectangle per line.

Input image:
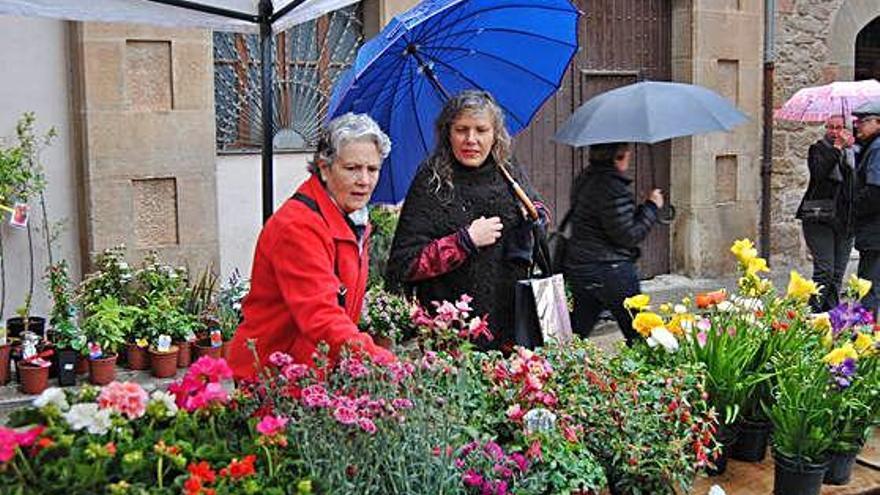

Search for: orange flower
xmin=695 ymin=290 xmax=726 ymax=309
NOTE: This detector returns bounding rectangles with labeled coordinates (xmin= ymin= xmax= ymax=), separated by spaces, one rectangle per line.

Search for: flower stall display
xmin=80 ymin=296 xmax=137 ymax=385
xmin=46 ymin=260 xmax=85 ymax=386
xmin=359 ymin=284 xmax=416 ymax=348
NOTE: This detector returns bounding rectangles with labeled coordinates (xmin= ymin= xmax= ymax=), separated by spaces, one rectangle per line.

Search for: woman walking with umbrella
xmin=385 ymin=90 xmax=548 ymax=351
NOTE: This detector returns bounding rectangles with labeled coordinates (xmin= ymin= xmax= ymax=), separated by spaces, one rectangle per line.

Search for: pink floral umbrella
xmin=774 ymin=79 xmax=880 ymax=122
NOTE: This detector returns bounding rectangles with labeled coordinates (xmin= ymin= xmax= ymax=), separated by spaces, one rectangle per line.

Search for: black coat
xmin=563 ymin=161 xmax=658 ymax=269
xmin=796 ymin=137 xmax=854 ymax=235
xmin=855 ymin=135 xmax=880 ymax=251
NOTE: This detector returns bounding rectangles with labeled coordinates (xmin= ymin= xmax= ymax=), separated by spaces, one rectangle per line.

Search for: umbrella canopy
xmin=774 ymin=79 xmax=880 ymax=122
xmin=0 ymin=0 xmax=356 ymax=33
xmin=327 ymin=0 xmax=579 ymax=204
xmin=553 ymin=81 xmax=749 ymax=147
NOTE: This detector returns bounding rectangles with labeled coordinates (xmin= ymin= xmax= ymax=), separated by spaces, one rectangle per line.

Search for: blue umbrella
xmin=328 ymin=0 xmax=579 ymax=204
xmin=553 ymin=81 xmax=749 ymax=146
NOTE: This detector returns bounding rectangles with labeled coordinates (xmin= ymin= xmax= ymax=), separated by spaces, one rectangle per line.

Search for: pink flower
xmin=189 ymin=356 xmax=233 ymax=383
xmin=510 ymin=452 xmax=528 ymax=472
xmin=186 ymin=382 xmax=229 ymax=411
xmin=0 ymin=425 xmax=45 ymax=463
xmin=333 ymin=406 xmax=358 ymax=425
xmin=339 ymin=357 xmax=370 ymax=378
xmin=462 ymin=469 xmax=484 ymax=488
xmin=256 ymin=415 xmax=289 ymax=436
xmin=386 ymin=362 xmax=415 ymax=383
xmin=357 ymin=417 xmax=377 ymax=434
xmin=301 ymin=384 xmax=330 ymax=408
xmin=455 ymin=294 xmax=473 ymax=313
xmin=392 ymin=398 xmax=413 ymax=410
xmin=268 ymin=352 xmax=294 ymax=368
xmin=282 ymin=363 xmax=309 ymax=381
xmin=98 ymin=381 xmax=149 ymax=419
xmin=506 ymin=404 xmax=525 ymax=422
xmin=696 ymin=331 xmax=708 ymax=348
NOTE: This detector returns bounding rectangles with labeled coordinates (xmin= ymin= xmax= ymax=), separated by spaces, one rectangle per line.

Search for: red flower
xmin=188 ymin=461 xmax=217 ymax=484
xmin=526 ymin=439 xmax=542 ymax=461
xmin=224 ymin=455 xmax=256 ymax=479
xmin=105 ymin=442 xmax=117 ymax=456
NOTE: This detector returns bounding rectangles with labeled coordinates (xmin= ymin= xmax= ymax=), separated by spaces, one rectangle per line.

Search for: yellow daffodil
xmin=787 ymin=270 xmax=819 ymax=301
xmin=623 ymin=294 xmax=650 ymax=311
xmin=854 ymin=332 xmax=875 ymax=355
xmin=823 ymin=343 xmax=858 ymax=366
xmin=812 ymin=313 xmax=831 ymax=332
xmin=848 ymin=274 xmax=872 ymax=300
xmin=632 ymin=311 xmax=664 ymax=338
xmin=731 ymin=238 xmax=758 ymax=264
xmin=659 ymin=303 xmax=672 ymax=314
xmin=745 ymin=257 xmax=769 ymax=277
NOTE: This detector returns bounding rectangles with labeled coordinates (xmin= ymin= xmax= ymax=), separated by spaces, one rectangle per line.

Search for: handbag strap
xmin=290 ymin=192 xmax=347 ymax=307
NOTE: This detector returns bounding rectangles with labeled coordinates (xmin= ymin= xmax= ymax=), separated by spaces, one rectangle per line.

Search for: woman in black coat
xmin=796 ymin=115 xmax=855 ymax=312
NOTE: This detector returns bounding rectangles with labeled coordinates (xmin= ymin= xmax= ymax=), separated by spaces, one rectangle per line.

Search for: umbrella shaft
xmin=406 ymin=44 xmax=451 ymax=100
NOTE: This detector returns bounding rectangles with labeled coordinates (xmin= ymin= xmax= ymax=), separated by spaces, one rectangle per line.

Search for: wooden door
xmin=515 ymin=0 xmax=672 ymax=277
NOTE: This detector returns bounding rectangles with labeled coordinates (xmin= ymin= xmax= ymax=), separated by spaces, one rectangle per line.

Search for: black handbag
xmin=800 ymin=198 xmax=836 ymax=223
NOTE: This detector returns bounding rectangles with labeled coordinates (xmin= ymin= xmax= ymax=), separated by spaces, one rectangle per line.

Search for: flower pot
xmin=55 ymin=348 xmax=79 ymax=387
xmin=41 ymin=342 xmax=58 ymax=379
xmin=731 ymin=418 xmax=772 ymax=462
xmin=772 ymin=450 xmax=828 ymax=495
xmin=88 ymin=354 xmax=118 ymax=385
xmin=126 ymin=343 xmax=150 ymax=370
xmin=823 ymin=450 xmax=858 ymax=485
xmin=6 ymin=316 xmax=46 ymax=340
xmin=18 ymin=361 xmax=49 ymax=395
xmin=175 ymin=340 xmax=192 ymax=368
xmin=707 ymin=424 xmax=739 ymax=476
xmin=75 ymin=354 xmax=89 ymax=375
xmin=193 ymin=339 xmax=222 ymax=360
xmin=149 ymin=346 xmax=179 ymax=378
xmin=0 ymin=343 xmax=11 ymax=385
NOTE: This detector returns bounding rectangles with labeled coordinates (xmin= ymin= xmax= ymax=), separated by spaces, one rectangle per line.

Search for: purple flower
xmin=829 ymin=302 xmax=874 ymax=335
xmin=462 ymin=469 xmax=484 ymax=488
xmin=829 ymin=357 xmax=857 ymax=390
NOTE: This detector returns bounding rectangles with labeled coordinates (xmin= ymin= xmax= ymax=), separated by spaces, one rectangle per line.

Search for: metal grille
xmin=213 ymin=3 xmax=363 ymax=151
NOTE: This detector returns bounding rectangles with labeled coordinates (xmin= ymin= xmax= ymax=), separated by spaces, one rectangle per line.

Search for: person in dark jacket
xmin=795 ymin=114 xmax=855 ymax=312
xmin=385 ymin=90 xmax=548 ymax=351
xmin=852 ymin=101 xmax=880 ymax=316
xmin=563 ymin=142 xmax=663 ymax=344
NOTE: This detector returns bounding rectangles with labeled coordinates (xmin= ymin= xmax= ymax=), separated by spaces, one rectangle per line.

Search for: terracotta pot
xmin=55 ymin=348 xmax=79 ymax=387
xmin=149 ymin=346 xmax=179 ymax=378
xmin=0 ymin=343 xmax=10 ymax=385
xmin=18 ymin=361 xmax=50 ymax=395
xmin=175 ymin=341 xmax=192 ymax=368
xmin=88 ymin=354 xmax=118 ymax=385
xmin=126 ymin=343 xmax=150 ymax=370
xmin=75 ymin=354 xmax=89 ymax=375
xmin=193 ymin=339 xmax=222 ymax=360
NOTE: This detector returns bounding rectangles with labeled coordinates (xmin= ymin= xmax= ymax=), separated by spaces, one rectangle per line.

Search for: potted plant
xmin=6 ymin=298 xmax=45 ymax=341
xmin=46 ymin=260 xmax=85 ymax=386
xmin=215 ymin=269 xmax=248 ymax=359
xmin=359 ymin=284 xmax=413 ymax=348
xmin=81 ymin=296 xmax=135 ymax=385
xmin=766 ymin=352 xmax=834 ymax=495
xmin=0 ymin=326 xmax=10 ymax=385
xmin=17 ymin=333 xmax=52 ymax=395
xmin=148 ymin=334 xmax=179 ymax=378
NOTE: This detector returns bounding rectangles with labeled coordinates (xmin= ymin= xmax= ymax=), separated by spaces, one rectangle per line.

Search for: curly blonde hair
xmin=426 ymin=90 xmax=512 ymax=199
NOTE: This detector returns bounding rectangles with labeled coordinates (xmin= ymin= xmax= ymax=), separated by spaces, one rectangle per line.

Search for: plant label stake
xmin=157 ymin=335 xmax=172 ymax=353
xmin=210 ymin=329 xmax=222 ymax=348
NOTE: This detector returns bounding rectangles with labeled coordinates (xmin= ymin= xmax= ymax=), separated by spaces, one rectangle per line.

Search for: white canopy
xmin=0 ymin=0 xmax=359 ymax=33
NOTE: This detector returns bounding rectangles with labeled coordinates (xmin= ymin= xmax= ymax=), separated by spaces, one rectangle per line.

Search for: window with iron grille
xmin=213 ymin=3 xmax=363 ymax=152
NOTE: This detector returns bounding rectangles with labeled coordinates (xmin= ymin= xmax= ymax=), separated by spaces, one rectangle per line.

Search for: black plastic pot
xmin=707 ymin=424 xmax=740 ymax=476
xmin=55 ymin=348 xmax=78 ymax=387
xmin=823 ymin=450 xmax=858 ymax=486
xmin=731 ymin=418 xmax=772 ymax=462
xmin=773 ymin=450 xmax=828 ymax=495
xmin=6 ymin=316 xmax=46 ymax=340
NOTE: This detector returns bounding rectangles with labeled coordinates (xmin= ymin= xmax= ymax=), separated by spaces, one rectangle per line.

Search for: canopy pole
xmin=760 ymin=0 xmax=776 ymax=259
xmin=260 ymin=0 xmax=275 ymax=223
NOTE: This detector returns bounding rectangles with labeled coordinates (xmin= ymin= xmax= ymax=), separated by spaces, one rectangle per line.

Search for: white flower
xmin=732 ymin=295 xmax=763 ymax=312
xmin=523 ymin=408 xmax=557 ymax=435
xmin=64 ymin=403 xmax=113 ymax=435
xmin=149 ymin=390 xmax=178 ymax=417
xmin=647 ymin=327 xmax=679 ymax=353
xmin=33 ymin=387 xmax=70 ymax=411
xmin=716 ymin=300 xmax=735 ymax=312
xmin=674 ymin=304 xmax=687 ymax=314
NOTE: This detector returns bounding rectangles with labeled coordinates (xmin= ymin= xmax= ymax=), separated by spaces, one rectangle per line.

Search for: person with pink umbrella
xmin=852 ymin=100 xmax=880 ymax=316
xmin=795 ymin=114 xmax=856 ymax=312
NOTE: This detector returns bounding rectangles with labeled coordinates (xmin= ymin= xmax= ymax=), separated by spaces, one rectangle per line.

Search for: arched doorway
xmin=855 ymin=16 xmax=880 ymax=81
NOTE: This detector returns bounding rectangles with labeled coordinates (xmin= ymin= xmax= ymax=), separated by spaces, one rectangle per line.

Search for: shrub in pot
xmin=81 ymin=296 xmax=135 ymax=385
xmin=767 ymin=353 xmax=835 ymax=495
xmin=148 ymin=336 xmax=178 ymax=378
xmin=359 ymin=285 xmax=414 ymax=349
xmin=46 ymin=261 xmax=86 ymax=386
xmin=18 ymin=352 xmax=52 ymax=395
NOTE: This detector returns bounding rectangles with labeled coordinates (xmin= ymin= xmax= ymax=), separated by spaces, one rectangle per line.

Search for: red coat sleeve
xmin=270 ymin=220 xmax=394 ymax=364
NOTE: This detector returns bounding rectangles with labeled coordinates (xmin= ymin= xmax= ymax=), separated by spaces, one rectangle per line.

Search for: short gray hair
xmin=309 ymin=113 xmax=391 ymax=173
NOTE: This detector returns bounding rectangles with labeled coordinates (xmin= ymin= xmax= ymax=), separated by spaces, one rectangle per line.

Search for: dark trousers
xmin=568 ymin=261 xmax=641 ymax=345
xmin=857 ymin=249 xmax=880 ymax=316
xmin=803 ymin=221 xmax=853 ymax=312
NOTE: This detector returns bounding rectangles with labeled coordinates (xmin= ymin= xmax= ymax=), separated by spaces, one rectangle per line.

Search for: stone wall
xmin=772 ymin=0 xmax=880 ymax=266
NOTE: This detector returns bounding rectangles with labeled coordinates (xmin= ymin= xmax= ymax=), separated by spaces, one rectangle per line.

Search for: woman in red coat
xmin=227 ymin=113 xmax=396 ymax=379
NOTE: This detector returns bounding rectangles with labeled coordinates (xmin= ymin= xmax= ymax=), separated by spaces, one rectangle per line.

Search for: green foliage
xmin=0 ymin=112 xmax=54 ymax=204
xmin=81 ymin=296 xmax=139 ymax=355
xmin=216 ymin=270 xmax=248 ymax=341
xmin=359 ymin=284 xmax=416 ymax=343
xmin=367 ymin=205 xmax=399 ymax=287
